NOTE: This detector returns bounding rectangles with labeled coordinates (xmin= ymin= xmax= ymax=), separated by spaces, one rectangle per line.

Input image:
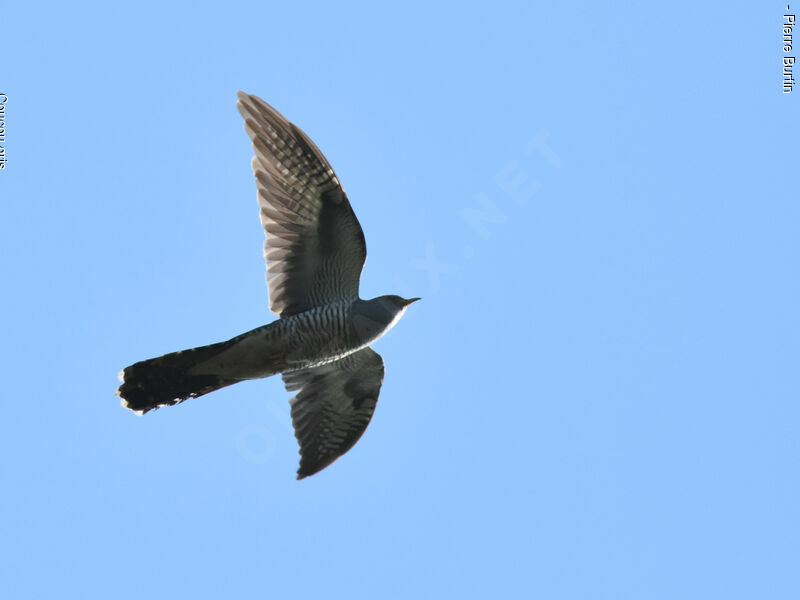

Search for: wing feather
xmin=282 ymin=348 xmax=385 ymax=479
xmin=237 ymin=92 xmax=367 ymax=316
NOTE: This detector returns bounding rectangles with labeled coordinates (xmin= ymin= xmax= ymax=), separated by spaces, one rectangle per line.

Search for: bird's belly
xmin=188 ymin=304 xmax=371 ymax=378
xmin=281 ymin=328 xmax=359 ymax=371
xmin=278 ymin=306 xmax=362 ymax=370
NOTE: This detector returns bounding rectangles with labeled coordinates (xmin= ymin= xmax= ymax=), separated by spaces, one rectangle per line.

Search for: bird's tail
xmin=116 ymin=339 xmax=240 ymax=415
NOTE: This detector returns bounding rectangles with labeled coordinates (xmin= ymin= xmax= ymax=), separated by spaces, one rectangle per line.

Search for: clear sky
xmin=1 ymin=1 xmax=797 ymax=598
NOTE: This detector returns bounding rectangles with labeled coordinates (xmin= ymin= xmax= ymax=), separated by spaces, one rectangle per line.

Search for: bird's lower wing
xmin=282 ymin=347 xmax=385 ymax=479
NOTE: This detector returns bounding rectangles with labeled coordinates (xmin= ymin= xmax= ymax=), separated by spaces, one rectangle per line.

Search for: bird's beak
xmin=405 ymin=297 xmax=421 ymax=306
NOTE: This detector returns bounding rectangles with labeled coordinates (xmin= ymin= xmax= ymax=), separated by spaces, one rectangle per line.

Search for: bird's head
xmin=352 ymin=295 xmax=420 ymax=339
xmin=382 ymin=295 xmax=421 ymax=319
xmin=382 ymin=295 xmax=421 ymax=310
xmin=370 ymin=295 xmax=421 ymax=321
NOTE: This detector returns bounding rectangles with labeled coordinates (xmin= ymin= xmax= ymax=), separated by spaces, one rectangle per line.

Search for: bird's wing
xmin=236 ymin=92 xmax=367 ymax=317
xmin=282 ymin=347 xmax=385 ymax=479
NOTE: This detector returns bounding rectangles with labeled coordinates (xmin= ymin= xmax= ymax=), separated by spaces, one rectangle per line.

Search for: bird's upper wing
xmin=236 ymin=92 xmax=367 ymax=317
xmin=282 ymin=347 xmax=385 ymax=479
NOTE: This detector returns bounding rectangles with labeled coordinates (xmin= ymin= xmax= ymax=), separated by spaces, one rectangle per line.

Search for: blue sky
xmin=1 ymin=1 xmax=797 ymax=598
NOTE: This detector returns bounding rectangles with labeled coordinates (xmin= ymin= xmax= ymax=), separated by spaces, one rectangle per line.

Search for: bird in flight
xmin=117 ymin=91 xmax=419 ymax=479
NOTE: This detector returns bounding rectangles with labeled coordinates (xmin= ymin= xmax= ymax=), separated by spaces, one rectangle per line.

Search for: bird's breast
xmin=278 ymin=302 xmax=364 ymax=369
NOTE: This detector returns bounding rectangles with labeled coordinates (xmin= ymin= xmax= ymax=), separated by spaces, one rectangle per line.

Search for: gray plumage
xmin=116 ymin=92 xmax=419 ymax=479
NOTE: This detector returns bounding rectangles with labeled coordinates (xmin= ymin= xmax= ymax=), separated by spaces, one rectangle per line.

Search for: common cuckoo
xmin=116 ymin=92 xmax=419 ymax=479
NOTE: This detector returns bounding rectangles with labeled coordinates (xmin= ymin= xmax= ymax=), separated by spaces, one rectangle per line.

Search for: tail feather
xmin=116 ymin=340 xmax=239 ymax=415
